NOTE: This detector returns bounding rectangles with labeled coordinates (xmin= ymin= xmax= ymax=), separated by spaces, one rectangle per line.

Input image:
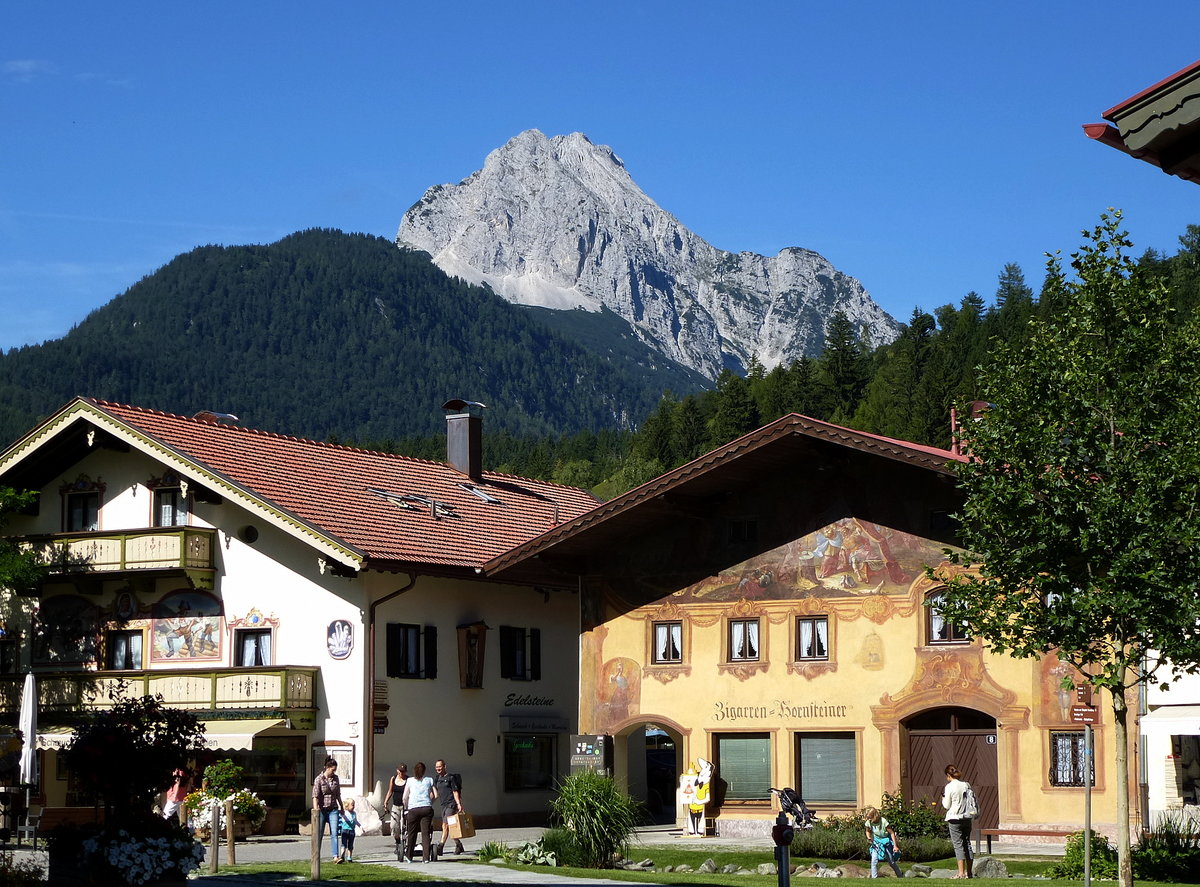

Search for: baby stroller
xmin=770 ymin=787 xmax=817 ymax=830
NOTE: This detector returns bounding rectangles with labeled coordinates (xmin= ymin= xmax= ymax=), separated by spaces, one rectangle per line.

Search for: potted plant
xmin=183 ymin=760 xmax=266 ymax=841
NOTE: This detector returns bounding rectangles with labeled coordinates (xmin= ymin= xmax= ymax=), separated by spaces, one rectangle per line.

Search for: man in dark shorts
xmin=433 ymin=758 xmax=465 ymax=855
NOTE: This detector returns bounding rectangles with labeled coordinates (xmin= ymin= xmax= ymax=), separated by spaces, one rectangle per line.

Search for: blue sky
xmin=3 ymin=1 xmax=1198 ymax=352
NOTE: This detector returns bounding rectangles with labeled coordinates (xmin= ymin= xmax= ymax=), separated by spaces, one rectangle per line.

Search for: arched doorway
xmin=617 ymin=722 xmax=681 ymax=824
xmin=903 ymin=707 xmax=999 ymax=829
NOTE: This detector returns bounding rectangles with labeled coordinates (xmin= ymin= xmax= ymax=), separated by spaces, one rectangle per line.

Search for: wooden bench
xmin=27 ymin=806 xmax=105 ymax=849
xmin=978 ymin=828 xmax=1077 ymax=853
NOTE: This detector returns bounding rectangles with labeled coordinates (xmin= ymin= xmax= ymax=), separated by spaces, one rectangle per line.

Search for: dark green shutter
xmin=499 ymin=626 xmax=517 ymax=678
xmin=423 ymin=625 xmax=437 ymax=679
xmin=385 ymin=623 xmax=401 ymax=678
xmin=530 ymin=628 xmax=541 ymax=680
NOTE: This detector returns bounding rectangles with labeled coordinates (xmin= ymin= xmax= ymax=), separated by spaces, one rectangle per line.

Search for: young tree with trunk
xmin=936 ymin=212 xmax=1200 ymax=887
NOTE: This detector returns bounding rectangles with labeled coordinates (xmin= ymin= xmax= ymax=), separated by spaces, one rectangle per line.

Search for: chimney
xmin=443 ymin=399 xmax=486 ymax=480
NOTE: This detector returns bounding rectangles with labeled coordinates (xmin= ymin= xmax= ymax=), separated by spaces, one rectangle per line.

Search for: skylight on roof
xmin=458 ymin=482 xmax=501 ymax=504
xmin=367 ymin=487 xmax=459 ymax=519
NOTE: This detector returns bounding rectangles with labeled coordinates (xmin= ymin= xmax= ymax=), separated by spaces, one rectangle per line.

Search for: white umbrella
xmin=18 ymin=672 xmax=36 ymax=787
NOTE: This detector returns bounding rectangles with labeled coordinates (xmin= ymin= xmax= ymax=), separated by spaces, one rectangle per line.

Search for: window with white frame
xmin=499 ymin=625 xmax=540 ymax=680
xmin=926 ymin=591 xmax=970 ymax=644
xmin=728 ymin=618 xmax=760 ymax=662
xmin=153 ymin=487 xmax=189 ymax=527
xmin=386 ymin=623 xmax=437 ymax=679
xmin=106 ymin=629 xmax=143 ymax=670
xmin=796 ymin=616 xmax=829 ymax=660
xmin=235 ymin=629 xmax=272 ymax=666
xmin=652 ymin=621 xmax=683 ymax=663
xmin=65 ymin=491 xmax=99 ymax=532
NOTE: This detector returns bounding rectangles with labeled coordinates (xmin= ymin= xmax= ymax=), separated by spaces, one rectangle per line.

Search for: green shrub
xmin=1134 ymin=808 xmax=1200 ymax=882
xmin=549 ymin=770 xmax=644 ymax=868
xmin=540 ymin=827 xmax=586 ymax=867
xmin=879 ymin=787 xmax=948 ymax=839
xmin=789 ymin=805 xmax=951 ymax=863
xmin=202 ymin=759 xmax=246 ymax=797
xmin=514 ymin=838 xmax=558 ymax=866
xmin=476 ymin=839 xmax=510 ymax=862
xmin=1046 ymin=830 xmax=1119 ymax=879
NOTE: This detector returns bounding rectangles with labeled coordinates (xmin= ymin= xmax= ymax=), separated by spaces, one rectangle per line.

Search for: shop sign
xmin=713 ymin=700 xmax=849 ymax=721
xmin=500 ymin=713 xmax=568 ymax=732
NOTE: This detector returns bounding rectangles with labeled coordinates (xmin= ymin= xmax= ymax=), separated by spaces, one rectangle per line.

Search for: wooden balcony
xmin=23 ymin=527 xmax=217 ymax=589
xmin=0 ymin=665 xmax=319 ymax=729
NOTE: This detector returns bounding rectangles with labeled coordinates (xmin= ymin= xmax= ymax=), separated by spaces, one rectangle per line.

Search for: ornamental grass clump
xmin=549 ymin=770 xmax=644 ymax=868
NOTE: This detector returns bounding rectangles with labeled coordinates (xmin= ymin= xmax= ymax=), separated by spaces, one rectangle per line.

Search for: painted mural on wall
xmin=151 ymin=590 xmax=222 ymax=661
xmin=598 ymin=657 xmax=640 ymax=726
xmin=672 ymin=518 xmax=953 ymax=602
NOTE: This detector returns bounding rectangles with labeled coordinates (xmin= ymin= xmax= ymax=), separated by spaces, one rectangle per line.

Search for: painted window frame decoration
xmin=61 ymin=475 xmax=105 ymax=533
xmin=718 ymin=600 xmax=770 ymax=680
xmin=795 ymin=616 xmax=829 ymax=661
xmin=641 ymin=602 xmax=692 ymax=684
xmin=728 ymin=619 xmax=760 ymax=662
xmin=150 ymin=590 xmax=222 ymax=662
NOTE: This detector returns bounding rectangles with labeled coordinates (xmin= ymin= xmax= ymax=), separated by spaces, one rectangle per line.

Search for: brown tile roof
xmin=70 ymin=398 xmax=599 ymax=572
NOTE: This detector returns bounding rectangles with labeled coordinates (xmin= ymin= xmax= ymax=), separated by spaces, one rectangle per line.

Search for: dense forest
xmin=386 ymin=224 xmax=1200 ymax=499
xmin=0 ymin=230 xmax=709 ymax=446
xmin=3 ymin=223 xmax=1198 ymax=502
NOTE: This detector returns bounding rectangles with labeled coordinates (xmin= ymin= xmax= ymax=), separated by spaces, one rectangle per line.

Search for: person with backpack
xmin=941 ymin=764 xmax=976 ymax=878
xmin=862 ymin=806 xmax=903 ymax=878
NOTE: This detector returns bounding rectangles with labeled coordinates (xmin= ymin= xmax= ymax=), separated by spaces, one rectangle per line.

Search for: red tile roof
xmin=76 ymin=398 xmax=599 ymax=572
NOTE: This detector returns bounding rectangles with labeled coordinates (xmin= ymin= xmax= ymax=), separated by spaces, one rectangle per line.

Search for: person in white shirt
xmin=941 ymin=764 xmax=973 ymax=878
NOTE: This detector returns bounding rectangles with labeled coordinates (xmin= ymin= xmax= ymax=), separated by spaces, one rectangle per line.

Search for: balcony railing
xmin=0 ymin=665 xmax=318 ymax=723
xmin=23 ymin=527 xmax=217 ymax=588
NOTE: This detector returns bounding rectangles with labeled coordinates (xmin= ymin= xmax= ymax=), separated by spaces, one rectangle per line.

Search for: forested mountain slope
xmin=0 ymin=230 xmax=708 ymax=447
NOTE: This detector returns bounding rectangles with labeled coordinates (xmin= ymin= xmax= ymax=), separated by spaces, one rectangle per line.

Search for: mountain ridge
xmin=398 ymin=129 xmax=899 ymax=378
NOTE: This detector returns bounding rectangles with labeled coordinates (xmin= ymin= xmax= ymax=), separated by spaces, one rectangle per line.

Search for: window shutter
xmin=530 ymin=628 xmax=541 ymax=680
xmin=386 ymin=623 xmax=402 ymax=678
xmin=499 ymin=626 xmax=517 ymax=679
xmin=423 ymin=625 xmax=437 ymax=679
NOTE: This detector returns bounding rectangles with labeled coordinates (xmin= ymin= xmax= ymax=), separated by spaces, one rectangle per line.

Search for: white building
xmin=0 ymin=397 xmax=596 ymax=829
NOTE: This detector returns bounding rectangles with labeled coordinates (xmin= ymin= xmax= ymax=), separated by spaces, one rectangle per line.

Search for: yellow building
xmin=489 ymin=414 xmax=1124 ymax=838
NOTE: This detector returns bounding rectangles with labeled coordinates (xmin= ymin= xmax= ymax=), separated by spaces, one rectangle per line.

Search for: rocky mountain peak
xmin=398 ymin=130 xmax=898 ymax=378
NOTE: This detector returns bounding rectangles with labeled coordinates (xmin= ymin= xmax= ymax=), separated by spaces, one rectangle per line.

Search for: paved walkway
xmin=10 ymin=823 xmax=1066 ymax=884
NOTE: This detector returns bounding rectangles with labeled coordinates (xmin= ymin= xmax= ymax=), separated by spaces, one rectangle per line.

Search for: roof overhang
xmin=484 ymin=413 xmax=961 ymax=581
xmin=1085 ymin=60 xmax=1200 ymax=184
xmin=0 ymin=398 xmax=364 ymax=571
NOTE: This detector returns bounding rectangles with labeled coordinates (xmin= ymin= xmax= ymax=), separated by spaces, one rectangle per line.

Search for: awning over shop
xmin=201 ymin=719 xmax=288 ymax=750
xmin=1141 ymin=705 xmax=1200 ymax=735
xmin=35 ymin=726 xmax=75 ymax=750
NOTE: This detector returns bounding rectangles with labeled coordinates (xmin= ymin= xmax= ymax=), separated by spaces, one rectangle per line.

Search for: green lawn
xmin=206 ymin=848 xmax=1198 ymax=886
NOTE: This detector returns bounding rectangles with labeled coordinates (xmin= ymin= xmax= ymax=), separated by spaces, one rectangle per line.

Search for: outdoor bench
xmin=28 ymin=806 xmax=105 ymax=849
xmin=977 ymin=827 xmax=1077 ymax=853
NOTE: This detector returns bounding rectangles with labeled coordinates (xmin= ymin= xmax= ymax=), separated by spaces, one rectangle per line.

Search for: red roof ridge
xmin=86 ymin=397 xmax=452 ymax=469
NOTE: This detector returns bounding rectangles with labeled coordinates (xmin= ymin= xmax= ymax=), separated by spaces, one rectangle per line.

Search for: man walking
xmin=433 ymin=758 xmax=466 ymax=855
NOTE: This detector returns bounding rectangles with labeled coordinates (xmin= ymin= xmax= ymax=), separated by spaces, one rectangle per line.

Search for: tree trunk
xmin=1113 ymin=690 xmax=1132 ymax=887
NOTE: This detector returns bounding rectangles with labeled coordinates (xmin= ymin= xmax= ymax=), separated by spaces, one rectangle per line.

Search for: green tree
xmin=817 ymin=310 xmax=869 ymax=422
xmin=936 ymin=212 xmax=1200 ymax=887
xmin=708 ymin=369 xmax=759 ymax=446
xmin=0 ymin=488 xmax=45 ymax=597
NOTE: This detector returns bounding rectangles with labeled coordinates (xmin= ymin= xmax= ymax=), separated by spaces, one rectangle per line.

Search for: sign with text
xmin=1070 ymin=705 xmax=1098 ymax=724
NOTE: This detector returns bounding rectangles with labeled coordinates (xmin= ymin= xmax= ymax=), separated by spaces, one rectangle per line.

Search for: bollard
xmin=225 ymin=799 xmax=236 ymax=866
xmin=208 ymin=798 xmax=219 ymax=873
xmin=772 ymin=811 xmax=794 ymax=887
xmin=311 ymin=806 xmax=321 ymax=880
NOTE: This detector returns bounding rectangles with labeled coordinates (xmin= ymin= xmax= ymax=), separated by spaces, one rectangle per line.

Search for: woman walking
xmin=402 ymin=761 xmax=437 ymax=863
xmin=941 ymin=764 xmax=974 ymax=879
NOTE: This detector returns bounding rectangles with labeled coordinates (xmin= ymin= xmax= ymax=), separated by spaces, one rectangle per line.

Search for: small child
xmin=863 ymin=806 xmax=903 ymax=878
xmin=336 ymin=798 xmax=361 ymax=863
